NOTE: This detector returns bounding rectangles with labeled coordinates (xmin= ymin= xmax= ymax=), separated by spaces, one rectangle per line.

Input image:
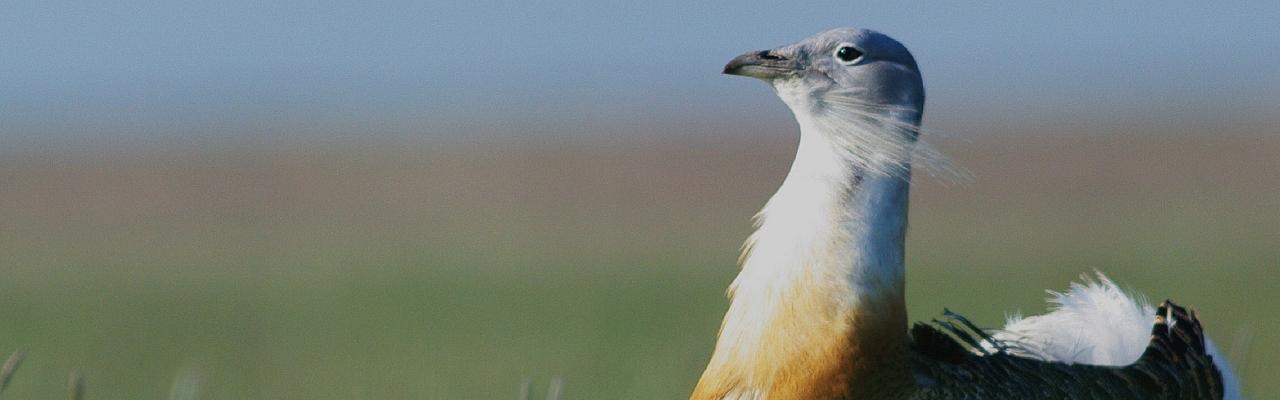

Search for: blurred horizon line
xmin=4 ymin=108 xmax=1276 ymax=157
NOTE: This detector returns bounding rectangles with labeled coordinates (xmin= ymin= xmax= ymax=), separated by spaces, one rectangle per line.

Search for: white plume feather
xmin=989 ymin=272 xmax=1243 ymax=399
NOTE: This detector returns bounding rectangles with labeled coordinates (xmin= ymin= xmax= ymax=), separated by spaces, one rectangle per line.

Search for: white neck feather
xmin=747 ymin=113 xmax=912 ymax=301
xmin=697 ymin=107 xmax=917 ymax=396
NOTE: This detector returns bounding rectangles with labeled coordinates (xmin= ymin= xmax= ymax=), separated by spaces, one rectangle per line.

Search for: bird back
xmin=908 ymin=300 xmax=1224 ymax=400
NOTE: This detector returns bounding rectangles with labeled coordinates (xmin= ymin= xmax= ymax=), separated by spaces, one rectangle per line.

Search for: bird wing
xmin=908 ymin=301 xmax=1225 ymax=399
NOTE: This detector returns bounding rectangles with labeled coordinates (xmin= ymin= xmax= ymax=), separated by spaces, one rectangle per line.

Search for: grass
xmin=0 ymin=134 xmax=1274 ymax=398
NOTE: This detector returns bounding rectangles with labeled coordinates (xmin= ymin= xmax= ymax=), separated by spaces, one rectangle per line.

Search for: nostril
xmin=758 ymin=50 xmax=785 ymax=60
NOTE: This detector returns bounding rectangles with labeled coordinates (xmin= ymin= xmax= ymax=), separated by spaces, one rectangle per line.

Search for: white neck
xmin=693 ymin=109 xmax=918 ymax=399
xmin=734 ymin=119 xmax=911 ymax=317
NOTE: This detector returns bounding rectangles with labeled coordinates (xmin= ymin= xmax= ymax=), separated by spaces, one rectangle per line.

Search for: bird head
xmin=724 ymin=28 xmax=924 ymax=129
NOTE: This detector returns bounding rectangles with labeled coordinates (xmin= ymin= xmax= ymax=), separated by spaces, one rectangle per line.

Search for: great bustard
xmin=690 ymin=28 xmax=1242 ymax=400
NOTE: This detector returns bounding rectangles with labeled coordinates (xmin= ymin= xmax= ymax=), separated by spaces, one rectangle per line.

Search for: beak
xmin=723 ymin=50 xmax=800 ymax=79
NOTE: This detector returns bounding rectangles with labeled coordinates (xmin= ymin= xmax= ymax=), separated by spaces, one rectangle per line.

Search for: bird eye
xmin=834 ymin=46 xmax=863 ymax=64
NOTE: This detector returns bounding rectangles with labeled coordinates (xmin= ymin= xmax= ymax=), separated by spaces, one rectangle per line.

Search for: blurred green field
xmin=0 ymin=133 xmax=1276 ymax=399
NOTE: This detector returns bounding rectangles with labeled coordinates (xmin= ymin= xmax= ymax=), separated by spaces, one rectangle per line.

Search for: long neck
xmin=692 ymin=114 xmax=916 ymax=400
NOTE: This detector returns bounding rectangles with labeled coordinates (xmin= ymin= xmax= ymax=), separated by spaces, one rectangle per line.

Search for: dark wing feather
xmin=908 ymin=301 xmax=1224 ymax=400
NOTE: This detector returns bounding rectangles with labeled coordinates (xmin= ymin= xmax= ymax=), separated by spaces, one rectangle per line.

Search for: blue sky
xmin=2 ymin=1 xmax=1277 ymax=146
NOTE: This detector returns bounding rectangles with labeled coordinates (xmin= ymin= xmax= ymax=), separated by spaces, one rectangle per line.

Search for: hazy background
xmin=1 ymin=1 xmax=1277 ymax=399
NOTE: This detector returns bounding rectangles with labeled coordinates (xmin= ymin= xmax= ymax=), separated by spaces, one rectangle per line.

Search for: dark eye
xmin=835 ymin=46 xmax=863 ymax=63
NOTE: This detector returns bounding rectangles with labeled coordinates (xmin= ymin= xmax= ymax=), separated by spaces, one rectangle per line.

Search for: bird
xmin=690 ymin=28 xmax=1242 ymax=400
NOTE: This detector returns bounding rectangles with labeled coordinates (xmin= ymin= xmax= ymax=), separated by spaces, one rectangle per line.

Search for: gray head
xmin=724 ymin=28 xmax=924 ymax=122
